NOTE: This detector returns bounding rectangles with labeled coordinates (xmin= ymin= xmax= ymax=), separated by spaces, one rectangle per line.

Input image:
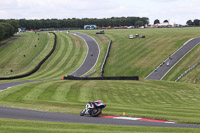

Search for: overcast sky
xmin=0 ymin=0 xmax=199 ymax=24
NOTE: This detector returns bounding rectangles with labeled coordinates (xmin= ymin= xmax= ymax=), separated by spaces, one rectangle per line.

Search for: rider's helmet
xmin=97 ymin=99 xmax=102 ymax=104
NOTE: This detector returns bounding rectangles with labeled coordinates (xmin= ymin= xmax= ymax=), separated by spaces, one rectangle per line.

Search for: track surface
xmin=0 ymin=34 xmax=23 ymax=48
xmin=0 ymin=106 xmax=200 ymax=128
xmin=146 ymin=37 xmax=200 ymax=80
xmin=69 ymin=32 xmax=100 ymax=77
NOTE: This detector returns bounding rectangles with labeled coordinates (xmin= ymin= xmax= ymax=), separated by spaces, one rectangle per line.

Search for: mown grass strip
xmin=1 ymin=118 xmax=200 ymax=133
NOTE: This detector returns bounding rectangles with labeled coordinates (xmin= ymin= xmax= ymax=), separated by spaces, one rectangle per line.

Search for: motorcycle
xmin=80 ymin=100 xmax=106 ymax=117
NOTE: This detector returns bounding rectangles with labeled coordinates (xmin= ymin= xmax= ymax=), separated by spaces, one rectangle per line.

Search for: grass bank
xmin=0 ymin=32 xmax=50 ymax=77
xmin=0 ymin=80 xmax=200 ymax=124
xmin=88 ymin=28 xmax=200 ymax=80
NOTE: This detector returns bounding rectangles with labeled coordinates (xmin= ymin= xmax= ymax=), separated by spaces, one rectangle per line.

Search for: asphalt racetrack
xmin=69 ymin=32 xmax=100 ymax=77
xmin=146 ymin=37 xmax=200 ymax=80
xmin=0 ymin=106 xmax=200 ymax=128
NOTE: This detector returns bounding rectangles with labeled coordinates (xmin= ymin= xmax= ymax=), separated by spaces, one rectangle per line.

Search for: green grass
xmin=0 ymin=32 xmax=50 ymax=77
xmin=1 ymin=28 xmax=200 ymax=131
xmin=1 ymin=118 xmax=199 ymax=133
xmin=87 ymin=28 xmax=200 ymax=79
xmin=180 ymin=65 xmax=200 ymax=84
xmin=0 ymin=79 xmax=200 ymax=124
xmin=2 ymin=28 xmax=200 ymax=81
xmin=24 ymin=32 xmax=87 ymax=80
xmin=0 ymin=32 xmax=87 ymax=82
xmin=72 ymin=28 xmax=200 ymax=82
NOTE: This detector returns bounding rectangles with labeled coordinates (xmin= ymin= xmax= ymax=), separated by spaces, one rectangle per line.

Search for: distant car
xmin=129 ymin=34 xmax=133 ymax=39
xmin=96 ymin=30 xmax=104 ymax=34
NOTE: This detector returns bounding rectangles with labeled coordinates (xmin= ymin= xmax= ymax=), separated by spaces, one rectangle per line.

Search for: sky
xmin=0 ymin=0 xmax=200 ymax=25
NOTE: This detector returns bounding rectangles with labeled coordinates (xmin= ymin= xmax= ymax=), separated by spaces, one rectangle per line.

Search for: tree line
xmin=186 ymin=19 xmax=200 ymax=26
xmin=0 ymin=20 xmax=19 ymax=41
xmin=153 ymin=19 xmax=169 ymax=24
xmin=1 ymin=17 xmax=149 ymax=30
xmin=0 ymin=17 xmax=149 ymax=40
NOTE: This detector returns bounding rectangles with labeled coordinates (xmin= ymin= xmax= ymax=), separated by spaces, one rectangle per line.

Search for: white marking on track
xmin=165 ymin=122 xmax=175 ymax=124
xmin=113 ymin=117 xmax=142 ymax=121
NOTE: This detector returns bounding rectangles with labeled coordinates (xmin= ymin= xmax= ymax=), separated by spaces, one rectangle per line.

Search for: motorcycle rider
xmin=87 ymin=99 xmax=102 ymax=115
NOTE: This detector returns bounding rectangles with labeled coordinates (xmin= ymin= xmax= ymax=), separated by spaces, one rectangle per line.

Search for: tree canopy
xmin=164 ymin=20 xmax=169 ymax=23
xmin=12 ymin=17 xmax=149 ymax=30
xmin=154 ymin=19 xmax=160 ymax=24
xmin=186 ymin=19 xmax=200 ymax=26
xmin=0 ymin=17 xmax=149 ymax=40
xmin=0 ymin=20 xmax=19 ymax=41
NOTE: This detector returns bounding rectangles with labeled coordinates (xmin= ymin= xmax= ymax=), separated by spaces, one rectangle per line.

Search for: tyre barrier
xmin=63 ymin=76 xmax=139 ymax=80
xmin=101 ymin=40 xmax=112 ymax=77
xmin=0 ymin=32 xmax=57 ymax=80
xmin=175 ymin=62 xmax=200 ymax=82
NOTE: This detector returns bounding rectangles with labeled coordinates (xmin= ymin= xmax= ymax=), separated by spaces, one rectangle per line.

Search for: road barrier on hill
xmin=63 ymin=76 xmax=139 ymax=80
xmin=101 ymin=40 xmax=112 ymax=77
xmin=0 ymin=32 xmax=57 ymax=80
xmin=175 ymin=62 xmax=200 ymax=82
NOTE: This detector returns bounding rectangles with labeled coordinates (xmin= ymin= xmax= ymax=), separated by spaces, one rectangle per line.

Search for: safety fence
xmin=175 ymin=62 xmax=200 ymax=82
xmin=63 ymin=76 xmax=139 ymax=80
xmin=0 ymin=32 xmax=57 ymax=80
xmin=101 ymin=40 xmax=112 ymax=77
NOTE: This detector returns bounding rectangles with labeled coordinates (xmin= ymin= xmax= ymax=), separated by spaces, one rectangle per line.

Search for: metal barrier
xmin=101 ymin=40 xmax=112 ymax=77
xmin=175 ymin=62 xmax=200 ymax=82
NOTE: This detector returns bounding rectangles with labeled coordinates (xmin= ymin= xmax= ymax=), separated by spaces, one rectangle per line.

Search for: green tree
xmin=2 ymin=23 xmax=15 ymax=37
xmin=186 ymin=20 xmax=193 ymax=26
xmin=154 ymin=19 xmax=160 ymax=24
xmin=164 ymin=20 xmax=169 ymax=23
xmin=0 ymin=24 xmax=6 ymax=40
xmin=135 ymin=20 xmax=144 ymax=27
xmin=193 ymin=19 xmax=200 ymax=26
xmin=7 ymin=20 xmax=20 ymax=33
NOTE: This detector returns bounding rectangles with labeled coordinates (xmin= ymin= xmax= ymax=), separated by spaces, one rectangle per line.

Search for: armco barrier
xmin=175 ymin=62 xmax=200 ymax=82
xmin=63 ymin=76 xmax=139 ymax=80
xmin=101 ymin=40 xmax=112 ymax=77
xmin=0 ymin=32 xmax=57 ymax=80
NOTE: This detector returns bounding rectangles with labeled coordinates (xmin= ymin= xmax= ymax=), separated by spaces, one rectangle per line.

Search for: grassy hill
xmin=0 ymin=79 xmax=200 ymax=124
xmin=0 ymin=32 xmax=50 ymax=77
xmin=90 ymin=28 xmax=200 ymax=82
xmin=1 ymin=28 xmax=200 ymax=81
xmin=24 ymin=32 xmax=87 ymax=80
xmin=0 ymin=32 xmax=88 ymax=81
xmin=77 ymin=28 xmax=200 ymax=80
xmin=1 ymin=28 xmax=200 ymax=131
